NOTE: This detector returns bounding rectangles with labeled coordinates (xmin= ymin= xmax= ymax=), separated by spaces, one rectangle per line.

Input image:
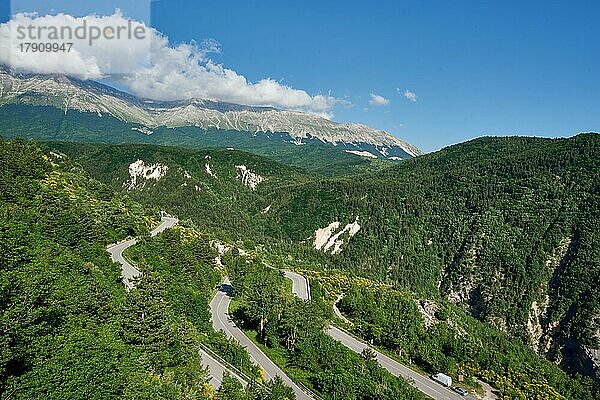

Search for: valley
xmin=1 ymin=73 xmax=598 ymax=399
xmin=2 ymin=3 xmax=598 ymax=399
xmin=2 ymin=131 xmax=597 ymax=399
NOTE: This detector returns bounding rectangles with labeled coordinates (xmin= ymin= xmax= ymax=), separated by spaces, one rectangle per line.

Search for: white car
xmin=452 ymin=386 xmax=468 ymax=396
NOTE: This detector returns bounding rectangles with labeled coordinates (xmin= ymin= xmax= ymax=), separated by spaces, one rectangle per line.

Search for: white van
xmin=431 ymin=373 xmax=452 ymax=387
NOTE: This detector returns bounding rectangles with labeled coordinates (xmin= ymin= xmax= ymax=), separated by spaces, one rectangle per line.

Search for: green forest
xmin=259 ymin=134 xmax=600 ymax=382
xmin=0 ymin=138 xmax=309 ymax=399
xmin=0 ymin=104 xmax=381 ymax=176
xmin=225 ymin=252 xmax=423 ymax=400
xmin=337 ymin=283 xmax=596 ymax=399
xmin=0 ymin=138 xmax=216 ymax=398
xmin=2 ymin=132 xmax=599 ymax=399
xmin=49 ymin=134 xmax=600 ymax=386
xmin=0 ymin=138 xmax=422 ymax=399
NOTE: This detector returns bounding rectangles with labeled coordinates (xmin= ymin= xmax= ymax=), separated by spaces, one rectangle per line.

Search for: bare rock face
xmin=439 ymin=230 xmax=600 ymax=379
xmin=416 ymin=299 xmax=441 ymax=329
xmin=124 ymin=159 xmax=169 ymax=190
xmin=526 ymin=237 xmax=572 ymax=354
xmin=235 ymin=165 xmax=264 ymax=190
xmin=0 ymin=70 xmax=422 ymax=160
xmin=313 ymin=218 xmax=361 ymax=255
xmin=585 ymin=347 xmax=600 ymax=372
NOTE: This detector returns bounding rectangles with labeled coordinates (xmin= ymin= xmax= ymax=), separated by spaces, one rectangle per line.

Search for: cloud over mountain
xmin=0 ymin=11 xmax=343 ymax=115
xmin=369 ymin=93 xmax=390 ymax=106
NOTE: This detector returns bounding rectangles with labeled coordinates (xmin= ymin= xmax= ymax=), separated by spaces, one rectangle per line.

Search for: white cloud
xmin=369 ymin=93 xmax=390 ymax=106
xmin=0 ymin=11 xmax=344 ymax=115
xmin=400 ymin=88 xmax=417 ymax=102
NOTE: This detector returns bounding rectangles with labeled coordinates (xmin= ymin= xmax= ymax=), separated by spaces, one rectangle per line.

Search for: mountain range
xmin=1 ymin=66 xmax=599 ymax=399
xmin=0 ymin=67 xmax=421 ymax=167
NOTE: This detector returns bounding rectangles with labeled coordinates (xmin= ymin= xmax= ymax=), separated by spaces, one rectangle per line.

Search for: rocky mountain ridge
xmin=0 ymin=68 xmax=421 ymax=159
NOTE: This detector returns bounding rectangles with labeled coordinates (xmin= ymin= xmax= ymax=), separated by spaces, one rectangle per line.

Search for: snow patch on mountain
xmin=345 ymin=150 xmax=378 ymax=159
xmin=313 ymin=217 xmax=361 ymax=254
xmin=125 ymin=159 xmax=168 ymax=190
xmin=235 ymin=165 xmax=263 ymax=190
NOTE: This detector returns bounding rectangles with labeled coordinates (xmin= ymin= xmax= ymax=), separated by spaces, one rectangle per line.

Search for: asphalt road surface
xmin=107 ymin=237 xmax=139 ymax=290
xmin=107 ymin=217 xmax=249 ymax=389
xmin=199 ymin=346 xmax=247 ymax=389
xmin=210 ymin=279 xmax=314 ymax=400
xmin=327 ymin=326 xmax=469 ymax=400
xmin=282 ymin=270 xmax=310 ymax=300
xmin=284 ymin=270 xmax=470 ymax=400
xmin=150 ymin=216 xmax=179 ymax=237
xmin=107 ymin=217 xmax=468 ymax=399
xmin=107 ymin=216 xmax=273 ymax=392
xmin=106 ymin=217 xmax=178 ymax=289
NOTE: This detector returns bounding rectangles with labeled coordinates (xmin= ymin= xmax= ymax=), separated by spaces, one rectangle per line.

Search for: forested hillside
xmin=262 ymin=134 xmax=600 ymax=381
xmin=335 ymin=282 xmax=596 ymax=399
xmin=224 ymin=252 xmax=423 ymax=400
xmin=0 ymin=104 xmax=386 ymax=176
xmin=47 ymin=141 xmax=308 ymax=240
xmin=45 ymin=133 xmax=600 ymax=386
xmin=0 ymin=138 xmax=300 ymax=399
xmin=1 ymin=138 xmax=427 ymax=399
xmin=0 ymin=138 xmax=215 ymax=398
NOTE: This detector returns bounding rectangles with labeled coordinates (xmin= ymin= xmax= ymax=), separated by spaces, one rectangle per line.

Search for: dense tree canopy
xmin=226 ymin=255 xmax=424 ymax=400
xmin=0 ymin=139 xmax=214 ymax=398
xmin=3 ymin=132 xmax=599 ymax=399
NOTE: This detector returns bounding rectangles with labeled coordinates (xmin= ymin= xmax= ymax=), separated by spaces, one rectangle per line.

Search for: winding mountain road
xmin=210 ymin=278 xmax=313 ymax=400
xmin=283 ymin=270 xmax=311 ymax=300
xmin=107 ymin=217 xmax=468 ymax=399
xmin=107 ymin=216 xmax=178 ymax=289
xmin=283 ymin=270 xmax=470 ymax=400
xmin=107 ymin=217 xmax=249 ymax=390
xmin=198 ymin=346 xmax=248 ymax=389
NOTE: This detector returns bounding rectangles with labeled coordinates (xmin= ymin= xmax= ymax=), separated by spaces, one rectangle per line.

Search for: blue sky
xmin=2 ymin=1 xmax=599 ymax=152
